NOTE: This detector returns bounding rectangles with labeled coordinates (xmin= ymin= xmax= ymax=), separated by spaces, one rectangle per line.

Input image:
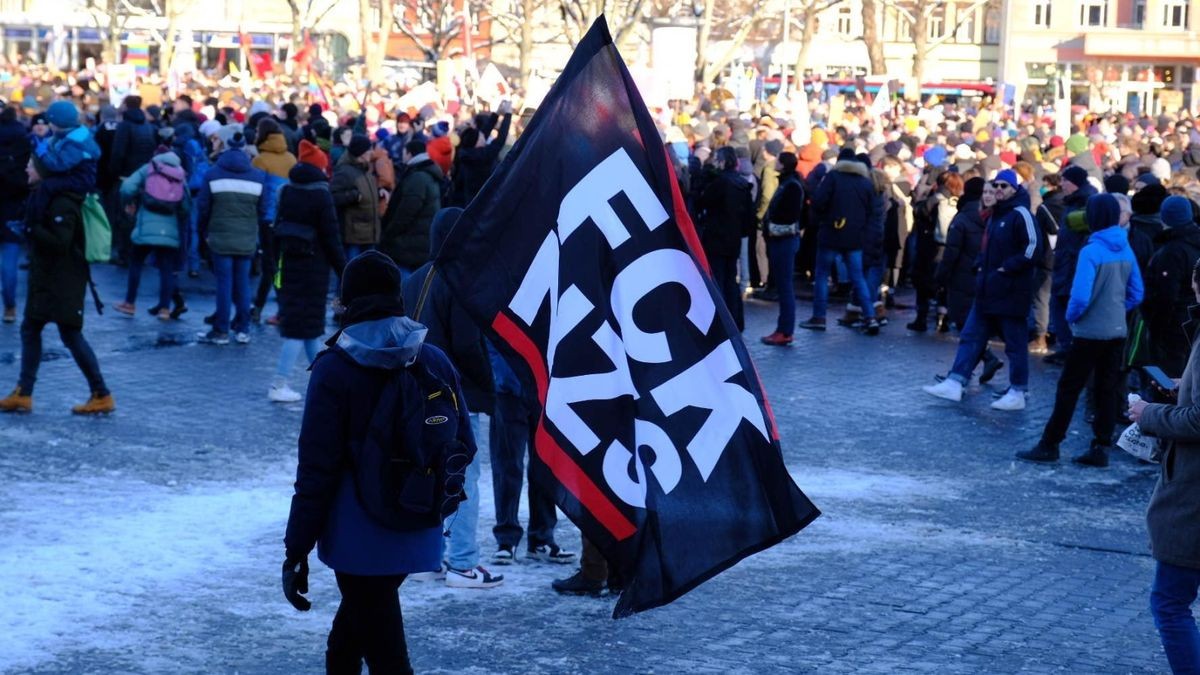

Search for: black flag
xmin=435 ymin=16 xmax=820 ymax=617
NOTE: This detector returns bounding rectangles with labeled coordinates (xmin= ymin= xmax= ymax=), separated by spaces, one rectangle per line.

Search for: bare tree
xmin=360 ymin=0 xmax=395 ymax=83
xmin=791 ymin=0 xmax=845 ymax=86
xmin=393 ymin=0 xmax=496 ymax=62
xmin=860 ymin=0 xmax=885 ymax=75
xmin=558 ymin=0 xmax=651 ymax=50
xmin=284 ymin=0 xmax=341 ymax=61
xmin=84 ymin=0 xmax=156 ymax=65
xmin=700 ymin=0 xmax=772 ymax=84
xmin=882 ymin=0 xmax=993 ymax=97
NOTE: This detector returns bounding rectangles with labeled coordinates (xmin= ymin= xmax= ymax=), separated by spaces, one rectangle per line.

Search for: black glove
xmin=282 ymin=554 xmax=311 ymax=611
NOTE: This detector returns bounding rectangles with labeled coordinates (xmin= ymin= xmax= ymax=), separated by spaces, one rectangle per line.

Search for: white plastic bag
xmin=1118 ymin=394 xmax=1159 ymax=463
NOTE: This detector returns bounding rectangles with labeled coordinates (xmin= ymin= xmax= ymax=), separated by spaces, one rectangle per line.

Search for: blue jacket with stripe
xmin=1067 ymin=225 xmax=1143 ymax=339
xmin=196 ymin=149 xmax=270 ymax=256
xmin=974 ymin=186 xmax=1041 ymax=317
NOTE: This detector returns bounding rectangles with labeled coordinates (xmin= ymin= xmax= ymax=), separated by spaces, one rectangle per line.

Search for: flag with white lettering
xmin=434 ymin=16 xmax=820 ymax=617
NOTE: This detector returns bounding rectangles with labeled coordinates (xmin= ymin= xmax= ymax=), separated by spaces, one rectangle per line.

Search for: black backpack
xmin=350 ymin=353 xmax=472 ymax=531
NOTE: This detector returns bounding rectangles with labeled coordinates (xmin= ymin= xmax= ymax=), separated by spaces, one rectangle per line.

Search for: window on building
xmin=1134 ymin=0 xmax=1146 ymax=26
xmin=984 ymin=7 xmax=1001 ymax=43
xmin=1079 ymin=0 xmax=1108 ymax=27
xmin=1033 ymin=1 xmax=1052 ymax=27
xmin=955 ymin=2 xmax=978 ymax=42
xmin=1164 ymin=0 xmax=1190 ymax=28
xmin=928 ymin=4 xmax=946 ymax=39
xmin=836 ymin=5 xmax=854 ymax=35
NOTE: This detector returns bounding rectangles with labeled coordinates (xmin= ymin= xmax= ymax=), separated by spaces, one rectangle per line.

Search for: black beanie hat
xmin=342 ymin=250 xmax=403 ymax=307
xmin=1131 ymin=183 xmax=1168 ymax=215
xmin=1104 ymin=174 xmax=1130 ymax=195
xmin=348 ymin=134 xmax=372 ymax=158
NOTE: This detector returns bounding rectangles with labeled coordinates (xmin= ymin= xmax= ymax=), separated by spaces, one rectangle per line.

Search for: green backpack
xmin=80 ymin=192 xmax=111 ymax=264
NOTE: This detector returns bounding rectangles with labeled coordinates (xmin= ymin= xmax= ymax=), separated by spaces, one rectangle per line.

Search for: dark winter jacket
xmin=449 ymin=112 xmax=511 ymax=208
xmin=1131 ymin=213 xmax=1165 ymax=249
xmin=24 ymin=190 xmax=88 ymax=329
xmin=1035 ymin=188 xmax=1064 ymax=271
xmin=1145 ymin=224 xmax=1200 ymax=376
xmin=863 ymin=190 xmax=888 ymax=270
xmin=276 ymin=162 xmax=347 ymax=340
xmin=93 ymin=119 xmax=119 ymax=192
xmin=0 ymin=118 xmax=30 ymax=240
xmin=197 ymin=149 xmax=270 ymax=257
xmin=1051 ymin=184 xmax=1098 ymax=297
xmin=284 ymin=317 xmax=472 ymax=575
xmin=934 ymin=198 xmax=986 ymax=327
xmin=380 ymin=155 xmax=443 ymax=269
xmin=699 ymin=169 xmax=755 ymax=258
xmin=330 ymin=153 xmax=380 ymax=246
xmin=109 ymin=108 xmax=156 ymax=179
xmin=811 ymin=159 xmax=880 ymax=251
xmin=974 ymin=186 xmax=1040 ymax=318
xmin=762 ymin=172 xmax=804 ymax=235
xmin=1137 ymin=306 xmax=1200 ymax=570
xmin=401 ymin=208 xmax=495 ymax=414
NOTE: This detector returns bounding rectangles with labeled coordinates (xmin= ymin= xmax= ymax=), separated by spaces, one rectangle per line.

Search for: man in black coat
xmin=699 ymin=146 xmax=755 ymax=332
xmin=1145 ymin=196 xmax=1200 ymax=377
xmin=400 ymin=207 xmax=504 ymax=589
xmin=803 ymin=148 xmax=882 ymax=335
xmin=109 ymin=96 xmax=156 ymax=264
xmin=448 ymin=101 xmax=512 ymax=208
xmin=0 ymin=106 xmax=30 ymax=322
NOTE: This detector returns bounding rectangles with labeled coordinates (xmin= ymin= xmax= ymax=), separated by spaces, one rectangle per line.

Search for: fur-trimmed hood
xmin=834 ymin=159 xmax=870 ymax=178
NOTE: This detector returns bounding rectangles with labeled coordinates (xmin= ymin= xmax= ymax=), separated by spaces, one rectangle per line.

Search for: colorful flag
xmin=125 ymin=42 xmax=150 ymax=77
xmin=432 ymin=16 xmax=820 ymax=618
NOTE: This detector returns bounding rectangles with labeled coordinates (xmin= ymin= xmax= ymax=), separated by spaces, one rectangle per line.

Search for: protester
xmin=1017 ymin=193 xmax=1143 ymax=466
xmin=802 ymin=148 xmax=881 ymax=335
xmin=379 ymin=139 xmax=443 ymax=276
xmin=331 ymin=134 xmax=381 ymax=260
xmin=114 ymin=149 xmax=190 ymax=320
xmin=760 ymin=151 xmax=805 ymax=346
xmin=401 ymin=207 xmax=503 ymax=589
xmin=250 ymin=116 xmax=297 ymax=325
xmin=0 ymin=106 xmax=30 ymax=323
xmin=196 ymin=130 xmax=270 ymax=346
xmin=1029 ymin=172 xmax=1064 ymax=354
xmin=109 ymin=95 xmax=157 ymax=265
xmin=699 ymin=146 xmax=755 ymax=332
xmin=0 ymin=101 xmax=112 ymax=414
xmin=922 ymin=170 xmax=1038 ymax=410
xmin=269 ymin=140 xmax=346 ymax=403
xmin=933 ymin=177 xmax=988 ymax=331
xmin=1144 ymin=195 xmax=1200 ymax=378
xmin=1046 ymin=165 xmax=1098 ymax=365
xmin=908 ymin=171 xmax=962 ymax=332
xmin=283 ymin=250 xmax=476 ymax=673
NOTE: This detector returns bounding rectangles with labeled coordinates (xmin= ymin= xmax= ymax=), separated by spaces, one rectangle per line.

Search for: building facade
xmin=999 ymin=0 xmax=1200 ymax=114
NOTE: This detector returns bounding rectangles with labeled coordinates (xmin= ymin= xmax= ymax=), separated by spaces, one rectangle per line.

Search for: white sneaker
xmin=234 ymin=332 xmax=251 ymax=345
xmin=922 ymin=378 xmax=963 ymax=402
xmin=445 ymin=565 xmax=504 ymax=589
xmin=491 ymin=546 xmax=515 ymax=565
xmin=409 ymin=563 xmax=447 ymax=582
xmin=268 ymin=384 xmax=302 ymax=403
xmin=991 ymin=388 xmax=1027 ymax=411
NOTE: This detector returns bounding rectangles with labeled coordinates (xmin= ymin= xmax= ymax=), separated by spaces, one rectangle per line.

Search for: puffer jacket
xmin=25 ymin=190 xmax=89 ymax=329
xmin=973 ymin=186 xmax=1040 ymax=318
xmin=330 ymin=153 xmax=380 ymax=246
xmin=1137 ymin=307 xmax=1200 ymax=570
xmin=811 ymin=159 xmax=881 ymax=251
xmin=197 ymin=149 xmax=269 ymax=256
xmin=380 ymin=155 xmax=443 ymax=269
xmin=120 ymin=151 xmax=191 ymax=249
xmin=109 ymin=108 xmax=156 ymax=179
xmin=1066 ymin=225 xmax=1143 ymax=340
xmin=251 ymin=132 xmax=297 ymax=179
xmin=934 ymin=197 xmax=986 ymax=327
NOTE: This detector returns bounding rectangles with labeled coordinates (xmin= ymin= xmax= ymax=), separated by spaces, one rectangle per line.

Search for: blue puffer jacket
xmin=1051 ymin=183 xmax=1098 ymax=297
xmin=973 ymin=186 xmax=1040 ymax=317
xmin=35 ymin=125 xmax=101 ymax=175
xmin=284 ymin=316 xmax=474 ymax=575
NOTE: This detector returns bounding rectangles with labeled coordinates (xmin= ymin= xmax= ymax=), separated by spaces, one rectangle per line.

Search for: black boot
xmin=1016 ymin=442 xmax=1059 ymax=463
xmin=907 ymin=308 xmax=928 ymax=332
xmin=1072 ymin=440 xmax=1110 ymax=468
xmin=551 ymin=571 xmax=605 ymax=596
xmin=979 ymin=350 xmax=1004 ymax=384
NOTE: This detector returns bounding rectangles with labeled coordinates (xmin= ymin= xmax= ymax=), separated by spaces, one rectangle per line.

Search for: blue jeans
xmin=1153 ymin=561 xmax=1200 ymax=674
xmin=812 ymin=248 xmax=874 ymax=320
xmin=275 ymin=338 xmax=322 ymax=385
xmin=212 ymin=253 xmax=251 ymax=335
xmin=766 ymin=236 xmax=800 ymax=335
xmin=187 ymin=207 xmax=201 ymax=274
xmin=948 ymin=305 xmax=1029 ymax=390
xmin=443 ymin=413 xmax=482 ymax=571
xmin=1 ymin=241 xmax=18 ymax=310
xmin=865 ymin=265 xmax=884 ymax=305
xmin=125 ymin=245 xmax=177 ymax=308
xmin=1050 ymin=294 xmax=1073 ymax=352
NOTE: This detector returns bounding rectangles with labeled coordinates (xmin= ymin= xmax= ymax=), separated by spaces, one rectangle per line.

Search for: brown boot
xmin=0 ymin=386 xmax=32 ymax=413
xmin=72 ymin=392 xmax=115 ymax=415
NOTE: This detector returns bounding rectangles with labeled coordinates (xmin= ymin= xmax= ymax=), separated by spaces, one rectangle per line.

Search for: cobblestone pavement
xmin=0 ymin=264 xmax=1167 ymax=674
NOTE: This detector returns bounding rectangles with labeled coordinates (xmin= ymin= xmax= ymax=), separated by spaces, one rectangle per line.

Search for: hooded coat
xmin=109 ymin=108 xmax=156 ymax=179
xmin=120 ymin=151 xmax=191 ymax=249
xmin=251 ymin=132 xmax=297 ymax=179
xmin=25 ymin=190 xmax=89 ymax=329
xmin=284 ymin=316 xmax=472 ymax=575
xmin=330 ymin=153 xmax=380 ymax=246
xmin=974 ymin=185 xmax=1040 ymax=318
xmin=275 ymin=162 xmax=347 ymax=340
xmin=1066 ymin=208 xmax=1143 ymax=341
xmin=934 ymin=197 xmax=986 ymax=327
xmin=400 ymin=209 xmax=495 ymax=414
xmin=811 ymin=159 xmax=881 ymax=251
xmin=1145 ymin=223 xmax=1200 ymax=376
xmin=380 ymin=154 xmax=443 ymax=269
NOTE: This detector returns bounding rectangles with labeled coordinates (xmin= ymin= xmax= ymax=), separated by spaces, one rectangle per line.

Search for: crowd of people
xmin=1 ymin=64 xmax=1200 ymax=671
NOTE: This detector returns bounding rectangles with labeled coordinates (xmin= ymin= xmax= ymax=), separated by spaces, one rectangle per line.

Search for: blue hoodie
xmin=1067 ymin=201 xmax=1144 ymax=339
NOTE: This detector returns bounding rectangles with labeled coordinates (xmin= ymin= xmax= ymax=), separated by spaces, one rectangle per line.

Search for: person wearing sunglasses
xmin=923 ymin=170 xmax=1040 ymax=411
